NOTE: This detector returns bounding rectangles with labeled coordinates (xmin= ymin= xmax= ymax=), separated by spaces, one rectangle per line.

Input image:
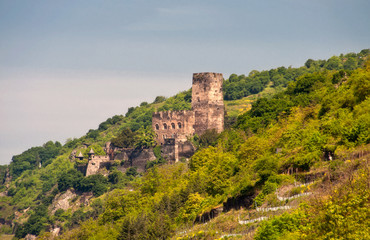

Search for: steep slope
xmin=0 ymin=49 xmax=369 ymax=239
xmin=58 ymin=53 xmax=369 ymax=239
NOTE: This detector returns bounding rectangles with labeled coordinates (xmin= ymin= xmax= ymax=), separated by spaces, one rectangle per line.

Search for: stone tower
xmin=192 ymin=72 xmax=224 ymax=135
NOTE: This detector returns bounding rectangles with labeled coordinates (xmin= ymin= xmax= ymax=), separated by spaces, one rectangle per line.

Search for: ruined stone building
xmin=80 ymin=72 xmax=225 ymax=175
xmin=152 ymin=72 xmax=224 ymax=161
xmin=82 ymin=148 xmax=110 ymax=176
xmin=79 ymin=144 xmax=157 ymax=176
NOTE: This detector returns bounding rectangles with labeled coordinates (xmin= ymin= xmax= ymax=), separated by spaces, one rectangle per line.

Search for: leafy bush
xmin=57 ymin=169 xmax=83 ymax=192
xmin=111 ymin=128 xmax=136 ymax=148
xmin=15 ymin=205 xmax=50 ymax=238
xmin=10 ymin=141 xmax=62 ymax=178
xmin=75 ymin=174 xmax=108 ymax=196
xmin=199 ymin=129 xmax=219 ymax=148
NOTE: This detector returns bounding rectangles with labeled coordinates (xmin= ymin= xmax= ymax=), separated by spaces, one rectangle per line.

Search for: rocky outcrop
xmin=50 ymin=189 xmax=77 ymax=214
xmin=69 ymin=150 xmax=77 ymax=160
xmin=121 ymin=148 xmax=156 ymax=172
xmin=2 ymin=168 xmax=12 ymax=188
xmin=195 ymin=206 xmax=223 ymax=223
xmin=51 ymin=226 xmax=61 ymax=237
xmin=25 ymin=234 xmax=37 ymax=240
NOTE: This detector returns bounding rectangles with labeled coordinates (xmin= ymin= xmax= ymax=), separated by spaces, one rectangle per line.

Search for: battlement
xmin=192 ymin=72 xmax=223 ymax=83
xmin=152 ymin=110 xmax=191 ymax=120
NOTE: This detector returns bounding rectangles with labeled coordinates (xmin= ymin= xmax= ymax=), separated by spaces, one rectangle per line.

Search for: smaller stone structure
xmin=85 ymin=148 xmax=110 ymax=176
xmin=81 ymin=144 xmax=157 ymax=176
xmin=76 ymin=151 xmax=84 ymax=161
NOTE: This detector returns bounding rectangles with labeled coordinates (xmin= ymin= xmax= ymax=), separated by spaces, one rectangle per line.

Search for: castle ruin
xmin=84 ymin=148 xmax=110 ymax=176
xmin=82 ymin=72 xmax=225 ymax=175
xmin=152 ymin=72 xmax=224 ymax=161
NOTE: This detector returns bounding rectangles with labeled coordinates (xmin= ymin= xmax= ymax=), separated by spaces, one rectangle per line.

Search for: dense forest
xmin=0 ymin=49 xmax=369 ymax=239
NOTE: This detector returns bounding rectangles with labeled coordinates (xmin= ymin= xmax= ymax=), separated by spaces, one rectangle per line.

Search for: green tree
xmin=57 ymin=169 xmax=83 ymax=192
xmin=153 ymin=96 xmax=166 ymax=103
xmin=199 ymin=129 xmax=219 ymax=147
xmin=343 ymin=56 xmax=358 ymax=70
xmin=111 ymin=128 xmax=136 ymax=148
xmin=324 ymin=56 xmax=342 ymax=70
xmin=134 ymin=127 xmax=156 ymax=149
xmin=86 ymin=129 xmax=99 ymax=139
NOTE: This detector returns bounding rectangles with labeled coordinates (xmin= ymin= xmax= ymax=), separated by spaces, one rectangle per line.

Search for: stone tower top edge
xmin=192 ymin=72 xmax=223 ymax=86
xmin=193 ymin=72 xmax=223 ymax=75
xmin=192 ymin=72 xmax=223 ymax=79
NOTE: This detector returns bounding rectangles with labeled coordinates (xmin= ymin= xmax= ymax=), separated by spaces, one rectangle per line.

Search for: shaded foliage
xmin=111 ymin=128 xmax=137 ymax=148
xmin=10 ymin=141 xmax=62 ymax=178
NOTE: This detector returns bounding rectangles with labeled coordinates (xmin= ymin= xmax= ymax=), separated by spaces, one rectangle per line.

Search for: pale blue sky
xmin=0 ymin=0 xmax=369 ymax=164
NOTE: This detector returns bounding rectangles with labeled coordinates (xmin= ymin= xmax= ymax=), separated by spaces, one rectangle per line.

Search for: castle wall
xmin=152 ymin=110 xmax=195 ymax=145
xmin=161 ymin=139 xmax=177 ymax=162
xmin=151 ymin=72 xmax=224 ymax=162
xmin=85 ymin=155 xmax=109 ymax=176
xmin=178 ymin=141 xmax=195 ymax=159
xmin=121 ymin=148 xmax=156 ymax=172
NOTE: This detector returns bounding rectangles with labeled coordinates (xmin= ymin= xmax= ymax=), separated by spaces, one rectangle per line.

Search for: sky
xmin=0 ymin=0 xmax=369 ymax=165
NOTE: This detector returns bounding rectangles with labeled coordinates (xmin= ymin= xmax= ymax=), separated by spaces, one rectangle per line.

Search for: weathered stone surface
xmin=25 ymin=234 xmax=37 ymax=240
xmin=51 ymin=227 xmax=61 ymax=237
xmin=69 ymin=150 xmax=77 ymax=160
xmin=50 ymin=189 xmax=77 ymax=214
xmin=152 ymin=110 xmax=195 ymax=146
xmin=122 ymin=148 xmax=156 ymax=172
xmin=2 ymin=167 xmax=12 ymax=188
xmin=152 ymin=72 xmax=224 ymax=161
xmin=192 ymin=72 xmax=224 ymax=136
xmin=152 ymin=73 xmax=224 ymax=145
xmin=162 ymin=139 xmax=177 ymax=161
xmin=178 ymin=141 xmax=195 ymax=159
xmin=85 ymin=155 xmax=110 ymax=176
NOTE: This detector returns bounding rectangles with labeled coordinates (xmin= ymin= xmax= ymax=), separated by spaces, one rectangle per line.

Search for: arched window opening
xmin=155 ymin=124 xmax=159 ymax=130
xmin=178 ymin=122 xmax=182 ymax=129
xmin=171 ymin=123 xmax=175 ymax=129
xmin=163 ymin=123 xmax=167 ymax=130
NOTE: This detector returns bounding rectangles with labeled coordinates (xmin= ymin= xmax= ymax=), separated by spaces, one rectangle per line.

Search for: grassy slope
xmin=172 ymin=146 xmax=369 ymax=240
xmin=225 ymin=82 xmax=282 ymax=117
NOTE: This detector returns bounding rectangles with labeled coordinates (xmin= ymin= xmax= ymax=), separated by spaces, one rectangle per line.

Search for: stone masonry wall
xmin=85 ymin=155 xmax=109 ymax=176
xmin=152 ymin=110 xmax=195 ymax=145
xmin=152 ymin=72 xmax=224 ymax=144
xmin=192 ymin=72 xmax=224 ymax=135
xmin=152 ymin=72 xmax=224 ymax=162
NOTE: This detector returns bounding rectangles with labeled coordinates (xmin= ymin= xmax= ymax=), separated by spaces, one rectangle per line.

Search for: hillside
xmin=0 ymin=49 xmax=369 ymax=239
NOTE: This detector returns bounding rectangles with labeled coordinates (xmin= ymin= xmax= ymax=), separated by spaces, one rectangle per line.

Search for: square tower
xmin=192 ymin=72 xmax=224 ymax=136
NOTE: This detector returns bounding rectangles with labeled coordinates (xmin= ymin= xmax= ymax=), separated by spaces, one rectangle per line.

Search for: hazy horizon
xmin=1 ymin=0 xmax=369 ymax=165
